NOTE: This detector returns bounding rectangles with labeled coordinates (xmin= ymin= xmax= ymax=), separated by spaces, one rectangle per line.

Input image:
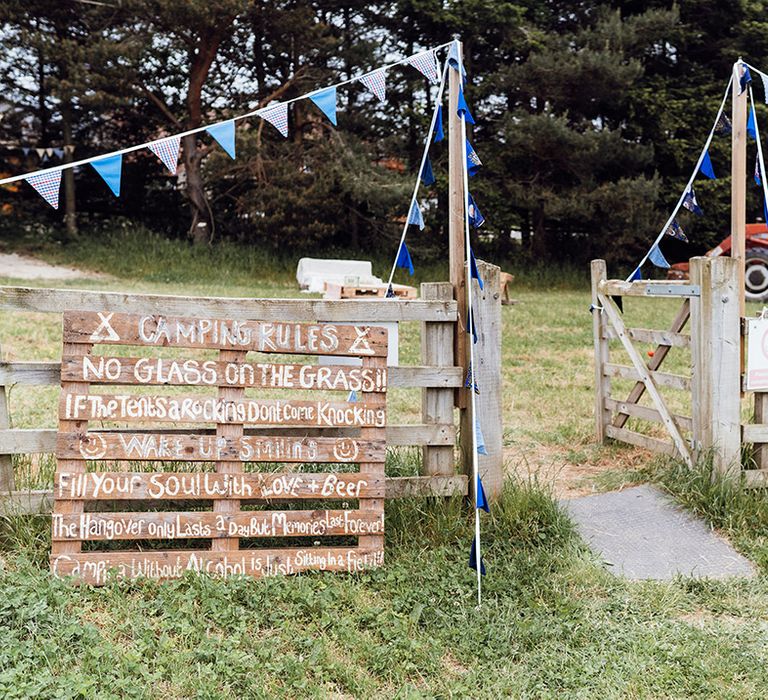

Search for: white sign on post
xmin=746 ymin=318 xmax=768 ymax=390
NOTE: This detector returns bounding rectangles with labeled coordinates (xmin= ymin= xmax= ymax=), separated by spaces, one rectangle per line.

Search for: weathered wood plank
xmin=604 ymin=398 xmax=693 ymax=432
xmin=63 ymin=311 xmax=388 ymax=357
xmin=0 ymin=361 xmax=463 ymax=389
xmin=591 ymin=260 xmax=611 ymax=443
xmin=743 ymin=469 xmax=768 ymax=488
xmin=53 ymin=471 xmax=383 ymax=501
xmin=51 ymin=547 xmax=385 ymax=584
xmin=598 ymin=280 xmax=700 ymax=298
xmin=0 ymin=286 xmax=456 ymax=322
xmin=56 ymin=432 xmax=385 ymax=463
xmin=741 ymin=424 xmax=768 ymax=443
xmin=59 ymin=393 xmax=387 ymax=427
xmin=603 ymin=363 xmax=691 ymax=391
xmin=385 ymin=475 xmax=467 ymax=498
xmin=605 ymin=425 xmax=678 ymax=457
xmin=1 ymin=423 xmax=454 ymax=454
xmin=602 ymin=326 xmax=691 ymax=348
xmin=52 ymin=509 xmax=384 ymax=541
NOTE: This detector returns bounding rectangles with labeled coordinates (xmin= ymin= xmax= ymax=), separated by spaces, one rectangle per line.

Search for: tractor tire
xmin=745 ymin=248 xmax=768 ymax=301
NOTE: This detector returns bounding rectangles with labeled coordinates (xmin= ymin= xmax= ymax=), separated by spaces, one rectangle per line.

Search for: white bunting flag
xmin=260 ymin=103 xmax=289 ymax=138
xmin=25 ymin=170 xmax=62 ymax=209
xmin=358 ymin=69 xmax=387 ymax=102
xmin=148 ymin=135 xmax=181 ymax=174
xmin=407 ymin=50 xmax=438 ymax=84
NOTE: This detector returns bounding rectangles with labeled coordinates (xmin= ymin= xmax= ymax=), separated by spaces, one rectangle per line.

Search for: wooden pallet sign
xmin=50 ymin=311 xmax=387 ymax=584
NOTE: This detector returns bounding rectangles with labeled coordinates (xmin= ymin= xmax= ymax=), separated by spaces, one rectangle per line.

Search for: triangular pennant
xmin=467 ymin=309 xmax=477 ymax=344
xmin=408 ymin=200 xmax=425 ymax=230
xmin=682 ymin=188 xmax=703 ymax=216
xmin=434 ymin=105 xmax=444 ymax=143
xmin=457 ymin=88 xmax=475 ymax=125
xmin=466 ymin=140 xmax=482 ymax=177
xmin=648 ymin=244 xmax=670 ymax=269
xmin=700 ymin=150 xmax=716 ymax=179
xmin=475 ymin=418 xmax=488 ymax=455
xmin=21 ymin=147 xmax=29 ymax=156
xmin=358 ymin=69 xmax=386 ymax=103
xmin=630 ymin=266 xmax=642 ymax=282
xmin=46 ymin=148 xmax=54 ymax=157
xmin=468 ymin=193 xmax=485 ymax=228
xmin=206 ymin=120 xmax=236 ymax=159
xmin=347 ymin=390 xmax=358 ymax=403
xmin=385 ymin=283 xmax=396 ymax=298
xmin=420 ymin=157 xmax=436 ymax=186
xmin=35 ymin=148 xmax=45 ymax=158
xmin=469 ymin=536 xmax=486 ymax=576
xmin=309 ymin=87 xmax=337 ymax=126
xmin=25 ymin=170 xmax=62 ymax=209
xmin=447 ymin=40 xmax=467 ymax=83
xmin=260 ymin=103 xmax=289 ymax=137
xmin=465 ymin=363 xmax=480 ymax=395
xmin=91 ymin=154 xmax=122 ymax=197
xmin=748 ymin=107 xmax=757 ymax=140
xmin=714 ymin=113 xmax=732 ymax=135
xmin=664 ymin=218 xmax=688 ymax=242
xmin=476 ymin=475 xmax=490 ymax=512
xmin=148 ymin=136 xmax=181 ymax=174
xmin=740 ymin=64 xmax=752 ymax=95
xmin=406 ymin=50 xmax=438 ymax=84
xmin=53 ymin=148 xmax=64 ymax=158
xmin=470 ymin=247 xmax=484 ymax=290
xmin=756 ymin=154 xmax=762 ymax=186
xmin=396 ymin=241 xmax=415 ymax=276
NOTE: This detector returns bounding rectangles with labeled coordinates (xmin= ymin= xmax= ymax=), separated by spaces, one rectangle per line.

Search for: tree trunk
xmin=531 ymin=203 xmax=551 ymax=260
xmin=61 ymin=100 xmax=77 ymax=237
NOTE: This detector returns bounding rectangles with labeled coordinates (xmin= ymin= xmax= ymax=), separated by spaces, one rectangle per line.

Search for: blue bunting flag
xmin=420 ymin=157 xmax=436 ymax=186
xmin=740 ymin=64 xmax=753 ymax=95
xmin=664 ymin=219 xmax=687 ymax=242
xmin=475 ymin=418 xmax=488 ymax=455
xmin=457 ymin=88 xmax=475 ymax=125
xmin=469 ymin=535 xmax=486 ymax=576
xmin=434 ymin=105 xmax=444 ymax=143
xmin=476 ymin=475 xmax=490 ymax=512
xmin=468 ymin=193 xmax=485 ymax=228
xmin=748 ymin=107 xmax=757 ymax=140
xmin=700 ymin=150 xmax=716 ymax=179
xmin=385 ymin=283 xmax=396 ymax=298
xmin=91 ymin=154 xmax=122 ymax=197
xmin=466 ymin=140 xmax=482 ymax=176
xmin=682 ymin=188 xmax=703 ymax=216
xmin=447 ymin=40 xmax=467 ymax=83
xmin=714 ymin=113 xmax=732 ymax=136
xmin=408 ymin=200 xmax=425 ymax=229
xmin=310 ymin=87 xmax=337 ymax=126
xmin=467 ymin=309 xmax=477 ymax=344
xmin=396 ymin=241 xmax=415 ymax=275
xmin=470 ymin=247 xmax=484 ymax=290
xmin=649 ymin=244 xmax=670 ymax=269
xmin=465 ymin=362 xmax=480 ymax=395
xmin=630 ymin=266 xmax=643 ymax=282
xmin=206 ymin=120 xmax=236 ymax=159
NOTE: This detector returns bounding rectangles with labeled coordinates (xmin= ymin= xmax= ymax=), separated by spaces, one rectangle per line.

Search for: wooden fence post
xmin=421 ymin=282 xmax=456 ymax=478
xmin=693 ymin=256 xmax=741 ymax=476
xmin=590 ymin=260 xmax=610 ymax=443
xmin=0 ymin=341 xmax=14 ymax=495
xmin=460 ymin=260 xmax=503 ymax=497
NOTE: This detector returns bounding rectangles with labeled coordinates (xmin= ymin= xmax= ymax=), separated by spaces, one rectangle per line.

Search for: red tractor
xmin=667 ymin=223 xmax=768 ymax=301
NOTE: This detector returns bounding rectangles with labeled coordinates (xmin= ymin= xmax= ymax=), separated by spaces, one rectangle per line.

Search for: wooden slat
xmin=743 ymin=469 xmax=768 ymax=488
xmin=0 ymin=476 xmax=468 ymax=515
xmin=605 ymin=425 xmax=678 ymax=457
xmin=604 ymin=398 xmax=693 ymax=432
xmin=52 ymin=509 xmax=384 ymax=541
xmin=54 ymin=471 xmax=383 ymax=501
xmin=63 ymin=311 xmax=387 ymax=357
xmin=0 ymin=286 xmax=457 ymax=322
xmin=59 ymin=393 xmax=387 ymax=427
xmin=56 ymin=432 xmax=385 ymax=463
xmin=599 ymin=293 xmax=693 ymax=467
xmin=51 ymin=547 xmax=385 ymax=584
xmin=598 ymin=280 xmax=700 ymax=298
xmin=603 ymin=363 xmax=691 ymax=391
xmin=612 ymin=299 xmax=691 ymax=429
xmin=741 ymin=424 xmax=768 ymax=443
xmin=1 ymin=423 xmax=454 ymax=454
xmin=602 ymin=327 xmax=690 ymax=348
xmin=1 ymin=361 xmax=464 ymax=389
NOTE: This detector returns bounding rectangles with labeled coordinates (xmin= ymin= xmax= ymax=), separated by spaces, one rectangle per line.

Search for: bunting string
xmin=0 ymin=42 xmax=455 ymax=190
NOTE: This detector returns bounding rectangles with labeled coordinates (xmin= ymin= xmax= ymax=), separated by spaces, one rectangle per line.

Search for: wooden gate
xmin=591 ymin=256 xmax=742 ymax=474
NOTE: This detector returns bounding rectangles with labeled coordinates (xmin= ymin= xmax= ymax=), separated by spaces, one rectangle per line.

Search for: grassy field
xmin=2 ymin=231 xmax=768 ymax=698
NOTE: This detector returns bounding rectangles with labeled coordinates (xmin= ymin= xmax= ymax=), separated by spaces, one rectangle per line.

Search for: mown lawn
xmin=2 ymin=231 xmax=768 ymax=698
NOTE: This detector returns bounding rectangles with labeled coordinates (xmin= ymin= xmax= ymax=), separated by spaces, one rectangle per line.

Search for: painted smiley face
xmin=333 ymin=438 xmax=359 ymax=463
xmin=78 ymin=433 xmax=108 ymax=460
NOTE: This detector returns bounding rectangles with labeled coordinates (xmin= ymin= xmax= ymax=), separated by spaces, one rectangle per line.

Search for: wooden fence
xmin=0 ymin=262 xmax=504 ymax=514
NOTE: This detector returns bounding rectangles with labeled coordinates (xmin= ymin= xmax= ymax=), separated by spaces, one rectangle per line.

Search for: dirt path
xmin=0 ymin=252 xmax=106 ymax=280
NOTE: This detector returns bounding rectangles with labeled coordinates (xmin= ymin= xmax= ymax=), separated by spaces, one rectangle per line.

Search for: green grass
xmin=3 ymin=229 xmax=768 ymax=697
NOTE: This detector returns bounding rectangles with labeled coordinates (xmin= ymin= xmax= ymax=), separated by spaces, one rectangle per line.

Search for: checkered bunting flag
xmin=358 ymin=69 xmax=387 ymax=103
xmin=25 ymin=170 xmax=62 ymax=209
xmin=407 ymin=50 xmax=439 ymax=84
xmin=148 ymin=136 xmax=181 ymax=174
xmin=261 ymin=103 xmax=289 ymax=138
